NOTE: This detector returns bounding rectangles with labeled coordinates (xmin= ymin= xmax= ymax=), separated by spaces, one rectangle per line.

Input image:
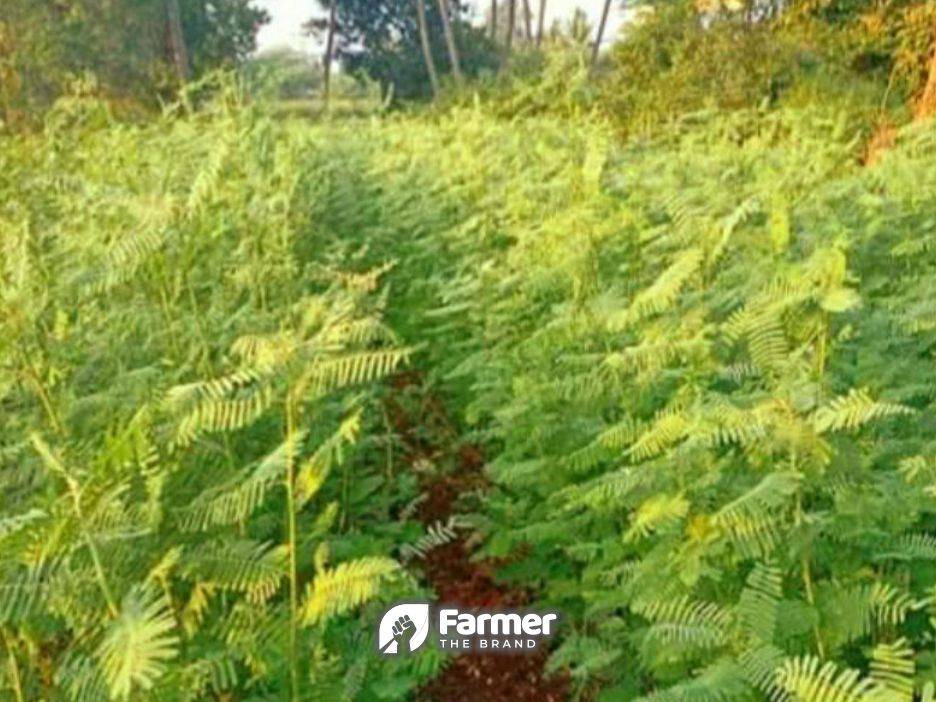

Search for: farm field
xmin=5 ymin=2 xmax=936 ymax=700
xmin=4 ymin=88 xmax=936 ymax=700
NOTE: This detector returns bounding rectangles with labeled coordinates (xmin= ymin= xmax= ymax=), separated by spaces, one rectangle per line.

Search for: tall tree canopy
xmin=307 ymin=0 xmax=498 ymax=100
xmin=0 ymin=0 xmax=268 ymax=125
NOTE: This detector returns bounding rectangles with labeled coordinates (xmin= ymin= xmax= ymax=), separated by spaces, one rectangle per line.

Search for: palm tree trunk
xmin=436 ymin=0 xmax=463 ymax=84
xmin=592 ymin=0 xmax=612 ymax=68
xmin=165 ymin=0 xmax=190 ymax=82
xmin=323 ymin=1 xmax=338 ymax=107
xmin=506 ymin=0 xmax=516 ymax=52
xmin=490 ymin=0 xmax=497 ymax=41
xmin=522 ymin=0 xmax=533 ymax=41
xmin=415 ymin=0 xmax=440 ymax=96
xmin=536 ymin=0 xmax=546 ymax=47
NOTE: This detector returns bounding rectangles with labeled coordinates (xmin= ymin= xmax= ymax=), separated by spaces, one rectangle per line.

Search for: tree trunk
xmin=165 ymin=0 xmax=190 ymax=82
xmin=592 ymin=0 xmax=612 ymax=69
xmin=436 ymin=0 xmax=463 ymax=84
xmin=323 ymin=0 xmax=338 ymax=107
xmin=536 ymin=0 xmax=546 ymax=47
xmin=506 ymin=0 xmax=516 ymax=52
xmin=490 ymin=0 xmax=497 ymax=41
xmin=415 ymin=0 xmax=440 ymax=96
xmin=522 ymin=0 xmax=533 ymax=41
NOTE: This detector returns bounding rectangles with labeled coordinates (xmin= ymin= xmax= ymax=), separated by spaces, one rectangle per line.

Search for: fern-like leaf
xmin=301 ymin=557 xmax=400 ymax=625
xmin=812 ymin=389 xmax=914 ymax=434
xmin=96 ymin=585 xmax=179 ymax=700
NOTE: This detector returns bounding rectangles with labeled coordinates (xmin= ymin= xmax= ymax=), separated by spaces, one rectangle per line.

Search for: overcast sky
xmin=254 ymin=1 xmax=628 ymax=55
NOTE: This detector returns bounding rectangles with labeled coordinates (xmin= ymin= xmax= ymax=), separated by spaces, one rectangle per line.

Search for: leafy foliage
xmin=0 ymin=0 xmax=268 ymax=126
xmin=285 ymin=95 xmax=936 ymax=700
xmin=97 ymin=586 xmax=179 ymax=700
xmin=307 ymin=0 xmax=499 ymax=100
xmin=6 ymin=11 xmax=936 ymax=698
xmin=0 ymin=86 xmax=439 ymax=701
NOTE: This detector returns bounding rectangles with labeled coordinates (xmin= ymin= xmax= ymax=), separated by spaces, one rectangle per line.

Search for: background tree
xmin=177 ymin=0 xmax=268 ymax=73
xmin=507 ymin=0 xmax=516 ymax=51
xmin=536 ymin=0 xmax=547 ymax=47
xmin=416 ymin=0 xmax=441 ymax=95
xmin=323 ymin=0 xmax=338 ymax=105
xmin=486 ymin=0 xmax=525 ymax=45
xmin=437 ymin=0 xmax=463 ymax=83
xmin=166 ymin=0 xmax=190 ymax=81
xmin=306 ymin=0 xmax=497 ymax=100
xmin=522 ymin=0 xmax=533 ymax=41
xmin=0 ymin=0 xmax=268 ymax=123
xmin=592 ymin=0 xmax=612 ymax=67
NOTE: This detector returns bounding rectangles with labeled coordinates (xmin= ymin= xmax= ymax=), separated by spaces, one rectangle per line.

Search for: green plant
xmin=289 ymin=101 xmax=936 ymax=701
xmin=0 ymin=87 xmax=437 ymax=701
xmin=7 ymin=42 xmax=936 ymax=702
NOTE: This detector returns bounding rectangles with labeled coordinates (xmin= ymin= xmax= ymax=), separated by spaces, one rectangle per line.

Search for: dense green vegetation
xmin=6 ymin=1 xmax=936 ymax=701
xmin=0 ymin=85 xmax=444 ymax=701
xmin=7 ymin=77 xmax=936 ymax=700
xmin=303 ymin=100 xmax=936 ymax=701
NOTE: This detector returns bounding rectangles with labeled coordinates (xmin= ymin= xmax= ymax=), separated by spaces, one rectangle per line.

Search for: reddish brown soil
xmin=386 ymin=374 xmax=570 ymax=702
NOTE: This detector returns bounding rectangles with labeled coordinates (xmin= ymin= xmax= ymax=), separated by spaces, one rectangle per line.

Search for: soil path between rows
xmin=385 ymin=373 xmax=570 ymax=702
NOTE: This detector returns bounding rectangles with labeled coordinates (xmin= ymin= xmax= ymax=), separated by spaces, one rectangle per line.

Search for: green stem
xmin=792 ymin=453 xmax=825 ymax=659
xmin=14 ymin=348 xmax=62 ymax=434
xmin=816 ymin=310 xmax=828 ymax=401
xmin=62 ymin=473 xmax=118 ymax=618
xmin=382 ymin=404 xmax=394 ymax=493
xmin=341 ymin=452 xmax=351 ymax=533
xmin=186 ymin=279 xmax=212 ymax=375
xmin=1 ymin=629 xmax=24 ymax=702
xmin=155 ymin=260 xmax=179 ymax=358
xmin=76 ymin=498 xmax=119 ymax=618
xmin=28 ymin=366 xmax=62 ymax=435
xmin=285 ymin=396 xmax=300 ymax=702
xmin=810 ymin=314 xmax=829 ymax=658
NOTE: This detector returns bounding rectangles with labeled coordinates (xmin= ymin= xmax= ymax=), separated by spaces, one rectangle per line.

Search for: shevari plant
xmin=291 ymin=104 xmax=936 ymax=701
xmin=0 ymin=82 xmax=440 ymax=701
xmin=6 ymin=71 xmax=936 ymax=702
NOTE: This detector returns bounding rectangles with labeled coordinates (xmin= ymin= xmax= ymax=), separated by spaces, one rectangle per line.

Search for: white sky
xmin=254 ymin=1 xmax=628 ymax=55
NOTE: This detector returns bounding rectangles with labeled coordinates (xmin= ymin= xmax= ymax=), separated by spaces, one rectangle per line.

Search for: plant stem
xmin=284 ymin=395 xmax=300 ymax=702
xmin=1 ymin=629 xmax=24 ymax=702
xmin=185 ymin=279 xmax=212 ymax=375
xmin=382 ymin=404 xmax=394 ymax=486
xmin=341 ymin=452 xmax=350 ymax=532
xmin=27 ymin=367 xmax=62 ymax=435
xmin=156 ymin=266 xmax=180 ymax=358
xmin=30 ymin=437 xmax=118 ymax=615
xmin=793 ymin=453 xmax=825 ymax=658
xmin=14 ymin=348 xmax=62 ymax=434
xmin=69 ymin=484 xmax=118 ymax=618
xmin=63 ymin=475 xmax=118 ymax=616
